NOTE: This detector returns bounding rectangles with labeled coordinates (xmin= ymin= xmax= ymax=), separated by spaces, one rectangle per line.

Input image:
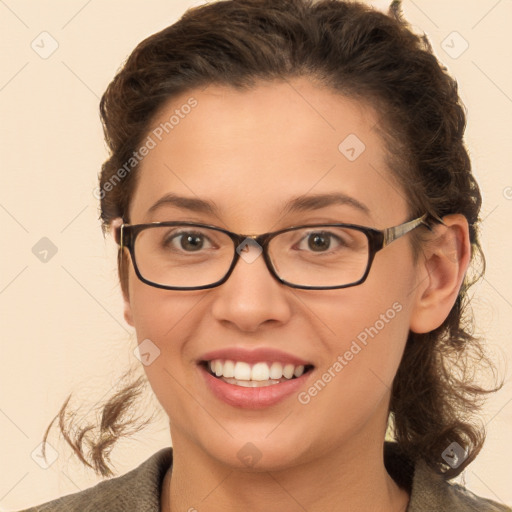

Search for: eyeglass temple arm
xmin=382 ymin=213 xmax=442 ymax=247
xmin=109 ymin=219 xmax=125 ymax=247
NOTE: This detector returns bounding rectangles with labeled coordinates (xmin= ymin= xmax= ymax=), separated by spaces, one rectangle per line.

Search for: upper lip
xmin=199 ymin=347 xmax=313 ymax=366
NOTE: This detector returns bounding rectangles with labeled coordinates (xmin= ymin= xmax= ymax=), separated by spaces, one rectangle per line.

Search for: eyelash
xmin=162 ymin=229 xmax=349 ymax=254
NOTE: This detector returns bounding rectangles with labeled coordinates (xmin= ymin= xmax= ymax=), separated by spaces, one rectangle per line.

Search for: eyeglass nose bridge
xmin=223 ymin=231 xmax=286 ymax=287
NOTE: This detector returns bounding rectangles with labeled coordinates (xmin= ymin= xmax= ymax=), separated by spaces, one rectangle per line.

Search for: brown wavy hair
xmin=42 ymin=0 xmax=501 ymax=479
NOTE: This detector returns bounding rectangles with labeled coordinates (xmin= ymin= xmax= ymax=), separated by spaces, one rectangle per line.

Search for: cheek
xmin=316 ymin=242 xmax=414 ymax=350
xmin=302 ymin=249 xmax=416 ymax=413
xmin=127 ymin=262 xmax=201 ymax=340
xmin=127 ymin=274 xmax=207 ymax=417
xmin=347 ymin=249 xmax=415 ymax=372
xmin=312 ymin=294 xmax=410 ymax=395
xmin=296 ymin=295 xmax=412 ymax=452
xmin=126 ymin=265 xmax=204 ymax=381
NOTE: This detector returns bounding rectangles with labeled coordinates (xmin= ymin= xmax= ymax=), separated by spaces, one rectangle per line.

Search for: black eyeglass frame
xmin=116 ymin=213 xmax=431 ymax=291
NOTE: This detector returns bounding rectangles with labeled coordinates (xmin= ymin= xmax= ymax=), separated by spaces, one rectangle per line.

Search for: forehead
xmin=128 ymin=78 xmax=408 ymax=229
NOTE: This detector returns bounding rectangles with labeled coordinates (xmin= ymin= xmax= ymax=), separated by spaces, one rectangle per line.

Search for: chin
xmin=199 ymin=432 xmax=312 ymax=472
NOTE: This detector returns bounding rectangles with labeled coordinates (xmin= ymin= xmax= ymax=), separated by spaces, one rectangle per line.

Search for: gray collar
xmin=20 ymin=445 xmax=510 ymax=511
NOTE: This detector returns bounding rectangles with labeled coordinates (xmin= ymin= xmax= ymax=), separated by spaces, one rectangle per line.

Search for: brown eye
xmin=160 ymin=229 xmax=215 ymax=253
xmin=295 ymin=230 xmax=352 ymax=254
xmin=307 ymin=232 xmax=335 ymax=252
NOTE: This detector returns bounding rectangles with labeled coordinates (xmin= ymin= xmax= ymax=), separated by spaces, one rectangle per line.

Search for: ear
xmin=122 ymin=290 xmax=135 ymax=327
xmin=110 ymin=218 xmax=135 ymax=327
xmin=409 ymin=214 xmax=471 ymax=333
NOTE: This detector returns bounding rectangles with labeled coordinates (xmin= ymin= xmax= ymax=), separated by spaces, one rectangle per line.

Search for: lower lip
xmin=199 ymin=364 xmax=311 ymax=409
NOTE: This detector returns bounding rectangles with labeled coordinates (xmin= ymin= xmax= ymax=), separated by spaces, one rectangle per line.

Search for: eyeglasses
xmin=116 ymin=214 xmax=429 ymax=291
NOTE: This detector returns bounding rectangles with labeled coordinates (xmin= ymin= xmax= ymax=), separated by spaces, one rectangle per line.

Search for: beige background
xmin=1 ymin=0 xmax=511 ymax=510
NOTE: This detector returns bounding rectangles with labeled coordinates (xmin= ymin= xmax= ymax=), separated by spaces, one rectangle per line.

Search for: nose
xmin=210 ymin=241 xmax=292 ymax=332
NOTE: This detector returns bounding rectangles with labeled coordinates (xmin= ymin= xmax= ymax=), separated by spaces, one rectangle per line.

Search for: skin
xmin=113 ymin=77 xmax=470 ymax=512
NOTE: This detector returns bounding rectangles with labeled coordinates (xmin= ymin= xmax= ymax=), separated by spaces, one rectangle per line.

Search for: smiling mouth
xmin=201 ymin=359 xmax=314 ymax=387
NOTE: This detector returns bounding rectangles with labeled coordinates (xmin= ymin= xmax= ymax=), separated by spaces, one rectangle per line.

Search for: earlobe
xmin=110 ymin=218 xmax=134 ymax=327
xmin=123 ymin=296 xmax=135 ymax=327
xmin=121 ymin=266 xmax=134 ymax=327
xmin=409 ymin=214 xmax=471 ymax=334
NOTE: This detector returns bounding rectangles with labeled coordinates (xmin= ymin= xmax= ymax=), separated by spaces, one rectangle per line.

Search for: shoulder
xmin=384 ymin=442 xmax=511 ymax=512
xmin=409 ymin=458 xmax=511 ymax=512
xmin=15 ymin=448 xmax=173 ymax=512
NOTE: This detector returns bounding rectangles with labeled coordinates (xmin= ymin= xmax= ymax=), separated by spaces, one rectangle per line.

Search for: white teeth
xmin=269 ymin=362 xmax=283 ymax=380
xmin=251 ymin=362 xmax=270 ymax=381
xmin=234 ymin=361 xmax=252 ymax=381
xmin=282 ymin=363 xmax=295 ymax=379
xmin=223 ymin=359 xmax=235 ymax=378
xmin=294 ymin=365 xmax=305 ymax=377
xmin=206 ymin=359 xmax=309 ymax=382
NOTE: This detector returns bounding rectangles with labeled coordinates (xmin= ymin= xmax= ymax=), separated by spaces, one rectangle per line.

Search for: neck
xmin=162 ymin=430 xmax=410 ymax=512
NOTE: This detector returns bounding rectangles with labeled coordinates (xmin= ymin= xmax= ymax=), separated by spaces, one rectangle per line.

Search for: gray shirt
xmin=16 ymin=444 xmax=511 ymax=511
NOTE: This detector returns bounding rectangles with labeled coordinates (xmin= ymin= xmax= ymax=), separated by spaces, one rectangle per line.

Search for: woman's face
xmin=123 ymin=78 xmax=422 ymax=470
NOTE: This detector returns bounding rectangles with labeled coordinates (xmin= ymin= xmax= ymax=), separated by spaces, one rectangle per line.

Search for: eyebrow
xmin=279 ymin=192 xmax=370 ymax=216
xmin=147 ymin=191 xmax=370 ymax=217
xmin=147 ymin=193 xmax=219 ymax=216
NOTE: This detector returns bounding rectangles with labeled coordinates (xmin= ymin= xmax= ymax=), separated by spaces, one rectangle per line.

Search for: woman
xmin=18 ymin=0 xmax=511 ymax=510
